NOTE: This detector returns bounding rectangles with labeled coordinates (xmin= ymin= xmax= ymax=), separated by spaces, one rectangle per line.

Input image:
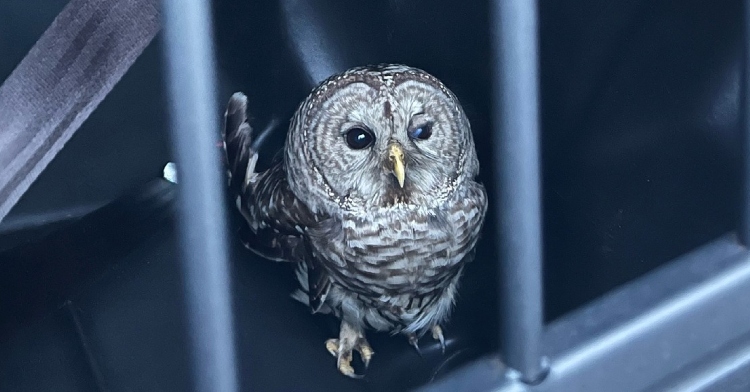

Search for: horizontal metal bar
xmin=417 ymin=234 xmax=750 ymax=392
xmin=489 ymin=0 xmax=547 ymax=384
xmin=649 ymin=332 xmax=750 ymax=391
xmin=161 ymin=1 xmax=238 ymax=392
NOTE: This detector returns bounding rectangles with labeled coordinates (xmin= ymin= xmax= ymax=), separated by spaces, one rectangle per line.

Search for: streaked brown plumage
xmin=223 ymin=64 xmax=487 ymax=377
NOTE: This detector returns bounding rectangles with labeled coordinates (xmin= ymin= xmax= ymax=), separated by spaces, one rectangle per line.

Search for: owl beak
xmin=388 ymin=143 xmax=406 ymax=188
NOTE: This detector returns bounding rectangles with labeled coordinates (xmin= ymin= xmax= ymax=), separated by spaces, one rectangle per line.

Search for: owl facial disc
xmin=388 ymin=142 xmax=406 ymax=188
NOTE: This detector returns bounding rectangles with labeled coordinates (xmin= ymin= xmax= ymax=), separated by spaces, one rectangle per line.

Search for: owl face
xmin=286 ymin=65 xmax=478 ymax=212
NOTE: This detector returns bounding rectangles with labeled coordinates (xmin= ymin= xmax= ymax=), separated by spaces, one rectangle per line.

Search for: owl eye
xmin=408 ymin=123 xmax=433 ymax=140
xmin=344 ymin=127 xmax=375 ymax=149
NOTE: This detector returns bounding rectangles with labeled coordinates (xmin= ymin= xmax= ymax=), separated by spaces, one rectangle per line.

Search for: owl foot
xmin=431 ymin=325 xmax=446 ymax=353
xmin=325 ymin=321 xmax=373 ymax=378
xmin=405 ymin=326 xmax=446 ymax=355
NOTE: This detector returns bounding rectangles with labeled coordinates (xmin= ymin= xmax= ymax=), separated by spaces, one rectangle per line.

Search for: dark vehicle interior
xmin=0 ymin=0 xmax=744 ymax=391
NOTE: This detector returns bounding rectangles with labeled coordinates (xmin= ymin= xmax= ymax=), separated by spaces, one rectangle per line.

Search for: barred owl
xmin=223 ymin=64 xmax=487 ymax=378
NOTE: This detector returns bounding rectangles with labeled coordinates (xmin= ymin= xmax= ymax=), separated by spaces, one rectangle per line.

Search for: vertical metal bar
xmin=489 ymin=0 xmax=549 ymax=384
xmin=741 ymin=0 xmax=750 ymax=246
xmin=161 ymin=1 xmax=238 ymax=392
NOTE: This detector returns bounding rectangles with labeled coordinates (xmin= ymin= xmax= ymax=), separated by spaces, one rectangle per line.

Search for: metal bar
xmin=419 ymin=236 xmax=750 ymax=392
xmin=161 ymin=1 xmax=238 ymax=392
xmin=489 ymin=0 xmax=548 ymax=384
xmin=741 ymin=0 xmax=750 ymax=246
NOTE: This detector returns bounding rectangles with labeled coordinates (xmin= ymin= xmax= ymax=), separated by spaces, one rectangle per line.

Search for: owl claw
xmin=407 ymin=333 xmax=423 ymax=357
xmin=326 ymin=322 xmax=373 ymax=378
xmin=432 ymin=325 xmax=446 ymax=353
xmin=405 ymin=326 xmax=446 ymax=355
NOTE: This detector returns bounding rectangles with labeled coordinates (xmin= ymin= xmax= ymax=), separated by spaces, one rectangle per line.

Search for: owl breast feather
xmin=308 ymin=181 xmax=486 ymax=300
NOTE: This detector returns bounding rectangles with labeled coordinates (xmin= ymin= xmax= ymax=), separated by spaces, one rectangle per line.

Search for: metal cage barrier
xmin=161 ymin=0 xmax=750 ymax=390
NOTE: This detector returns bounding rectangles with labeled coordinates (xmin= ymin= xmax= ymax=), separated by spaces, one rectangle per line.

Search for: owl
xmin=222 ymin=64 xmax=487 ymax=378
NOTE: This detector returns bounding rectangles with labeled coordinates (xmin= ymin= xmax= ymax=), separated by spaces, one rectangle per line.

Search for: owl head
xmin=285 ymin=64 xmax=479 ymax=213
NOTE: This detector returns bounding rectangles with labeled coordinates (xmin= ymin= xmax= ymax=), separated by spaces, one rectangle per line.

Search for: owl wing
xmin=451 ymin=181 xmax=489 ymax=263
xmin=235 ymin=156 xmax=309 ymax=262
xmin=223 ymin=92 xmax=331 ymax=312
xmin=240 ymin=159 xmax=333 ymax=313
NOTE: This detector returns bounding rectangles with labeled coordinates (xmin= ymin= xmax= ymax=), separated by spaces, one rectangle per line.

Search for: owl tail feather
xmin=222 ymin=92 xmax=258 ymax=196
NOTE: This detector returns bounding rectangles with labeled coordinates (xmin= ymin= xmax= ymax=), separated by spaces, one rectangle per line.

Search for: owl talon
xmin=326 ymin=322 xmax=373 ymax=378
xmin=432 ymin=325 xmax=446 ymax=353
xmin=360 ymin=343 xmax=374 ymax=368
xmin=407 ymin=333 xmax=423 ymax=357
xmin=325 ymin=338 xmax=340 ymax=357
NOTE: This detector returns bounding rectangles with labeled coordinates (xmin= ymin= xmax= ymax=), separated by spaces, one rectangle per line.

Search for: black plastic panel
xmin=540 ymin=0 xmax=743 ymax=319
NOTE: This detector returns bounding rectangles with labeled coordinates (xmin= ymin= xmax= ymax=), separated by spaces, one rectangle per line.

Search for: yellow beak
xmin=388 ymin=143 xmax=406 ymax=188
